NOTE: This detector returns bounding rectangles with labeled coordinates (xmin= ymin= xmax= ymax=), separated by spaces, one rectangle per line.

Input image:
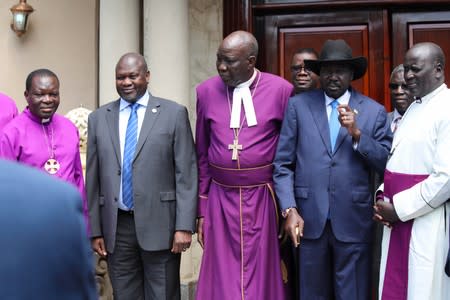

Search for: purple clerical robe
xmin=0 ymin=108 xmax=89 ymax=229
xmin=195 ymin=71 xmax=294 ymax=300
xmin=0 ymin=92 xmax=18 ymax=133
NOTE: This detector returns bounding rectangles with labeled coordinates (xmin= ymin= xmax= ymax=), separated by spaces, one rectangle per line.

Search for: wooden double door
xmin=224 ymin=0 xmax=450 ymax=110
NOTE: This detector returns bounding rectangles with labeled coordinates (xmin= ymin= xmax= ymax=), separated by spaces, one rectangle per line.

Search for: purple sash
xmin=381 ymin=170 xmax=428 ymax=300
xmin=209 ymin=163 xmax=273 ymax=186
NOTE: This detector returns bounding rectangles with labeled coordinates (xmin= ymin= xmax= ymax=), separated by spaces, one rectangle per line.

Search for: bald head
xmin=116 ymin=53 xmax=148 ymax=73
xmin=410 ymin=42 xmax=445 ymax=68
xmin=221 ymin=30 xmax=259 ymax=58
xmin=404 ymin=42 xmax=445 ymax=98
xmin=216 ymin=31 xmax=258 ymax=87
xmin=115 ymin=52 xmax=150 ymax=102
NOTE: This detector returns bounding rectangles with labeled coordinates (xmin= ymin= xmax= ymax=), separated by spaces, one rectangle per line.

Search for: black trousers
xmin=107 ymin=211 xmax=181 ymax=300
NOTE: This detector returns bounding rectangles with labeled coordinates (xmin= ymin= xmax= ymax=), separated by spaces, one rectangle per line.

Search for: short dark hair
xmin=293 ymin=48 xmax=319 ymax=58
xmin=390 ymin=64 xmax=404 ymax=79
xmin=25 ymin=69 xmax=59 ymax=91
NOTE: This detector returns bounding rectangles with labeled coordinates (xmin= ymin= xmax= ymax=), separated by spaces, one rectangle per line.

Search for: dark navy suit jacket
xmin=273 ymin=88 xmax=392 ymax=243
xmin=0 ymin=159 xmax=97 ymax=300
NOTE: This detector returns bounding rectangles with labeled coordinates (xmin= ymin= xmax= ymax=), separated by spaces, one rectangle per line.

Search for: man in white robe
xmin=374 ymin=42 xmax=450 ymax=300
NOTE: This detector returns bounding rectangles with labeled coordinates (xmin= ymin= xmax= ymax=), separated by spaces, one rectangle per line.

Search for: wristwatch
xmin=281 ymin=207 xmax=297 ymax=219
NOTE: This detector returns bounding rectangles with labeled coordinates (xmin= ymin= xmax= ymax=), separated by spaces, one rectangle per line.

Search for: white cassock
xmin=378 ymin=84 xmax=450 ymax=299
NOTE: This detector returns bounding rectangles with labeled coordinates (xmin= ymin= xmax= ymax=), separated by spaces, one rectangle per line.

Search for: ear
xmin=435 ymin=62 xmax=443 ymax=79
xmin=146 ymin=70 xmax=150 ymax=84
xmin=24 ymin=90 xmax=30 ymax=104
xmin=248 ymin=55 xmax=256 ymax=68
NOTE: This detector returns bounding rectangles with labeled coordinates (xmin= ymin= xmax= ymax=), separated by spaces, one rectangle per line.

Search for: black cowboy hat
xmin=304 ymin=39 xmax=367 ymax=80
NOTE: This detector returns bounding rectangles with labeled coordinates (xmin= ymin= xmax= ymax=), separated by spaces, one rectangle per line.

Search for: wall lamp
xmin=10 ymin=0 xmax=34 ymax=37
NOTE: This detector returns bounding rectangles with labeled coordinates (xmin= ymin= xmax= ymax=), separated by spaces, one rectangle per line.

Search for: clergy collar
xmin=24 ymin=107 xmax=55 ymax=124
xmin=236 ymin=69 xmax=258 ymax=89
xmin=324 ymin=89 xmax=351 ymax=106
xmin=227 ymin=69 xmax=260 ymax=91
xmin=119 ymin=91 xmax=149 ymax=111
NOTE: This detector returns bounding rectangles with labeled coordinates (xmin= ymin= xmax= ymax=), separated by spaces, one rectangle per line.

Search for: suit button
xmin=117 ymin=170 xmax=121 ymax=175
xmin=114 ymin=197 xmax=118 ymax=202
xmin=331 ymin=162 xmax=336 ymax=167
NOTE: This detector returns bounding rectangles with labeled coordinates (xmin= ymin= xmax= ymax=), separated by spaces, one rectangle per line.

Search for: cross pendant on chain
xmin=228 ymin=138 xmax=243 ymax=160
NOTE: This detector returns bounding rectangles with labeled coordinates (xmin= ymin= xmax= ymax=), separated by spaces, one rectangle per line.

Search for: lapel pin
xmin=152 ymin=108 xmax=157 ymax=113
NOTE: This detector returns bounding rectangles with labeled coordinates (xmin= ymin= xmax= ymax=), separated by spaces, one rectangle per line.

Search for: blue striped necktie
xmin=122 ymin=102 xmax=139 ymax=209
xmin=329 ymin=99 xmax=340 ymax=152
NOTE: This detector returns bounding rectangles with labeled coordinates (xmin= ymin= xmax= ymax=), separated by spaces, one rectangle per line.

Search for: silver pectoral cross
xmin=228 ymin=138 xmax=243 ymax=160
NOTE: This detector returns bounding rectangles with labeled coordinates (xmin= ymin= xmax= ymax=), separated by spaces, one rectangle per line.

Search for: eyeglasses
xmin=290 ymin=65 xmax=312 ymax=73
xmin=388 ymin=83 xmax=408 ymax=90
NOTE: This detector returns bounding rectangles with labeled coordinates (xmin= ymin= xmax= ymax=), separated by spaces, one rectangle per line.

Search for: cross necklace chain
xmin=226 ymin=71 xmax=261 ymax=161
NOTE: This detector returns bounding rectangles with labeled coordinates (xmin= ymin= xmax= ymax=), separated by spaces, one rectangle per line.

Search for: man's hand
xmin=284 ymin=209 xmax=304 ymax=247
xmin=91 ymin=237 xmax=107 ymax=257
xmin=338 ymin=104 xmax=361 ymax=142
xmin=373 ymin=200 xmax=400 ymax=226
xmin=171 ymin=231 xmax=192 ymax=254
xmin=197 ymin=217 xmax=205 ymax=248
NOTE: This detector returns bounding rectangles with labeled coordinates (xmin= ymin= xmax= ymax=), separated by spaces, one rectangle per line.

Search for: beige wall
xmin=185 ymin=0 xmax=223 ymax=282
xmin=99 ymin=0 xmax=140 ymax=106
xmin=0 ymin=0 xmax=97 ymax=113
xmin=189 ymin=0 xmax=223 ymax=126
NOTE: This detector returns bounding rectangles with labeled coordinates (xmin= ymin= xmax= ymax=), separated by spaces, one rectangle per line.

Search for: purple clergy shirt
xmin=0 ymin=108 xmax=89 ymax=229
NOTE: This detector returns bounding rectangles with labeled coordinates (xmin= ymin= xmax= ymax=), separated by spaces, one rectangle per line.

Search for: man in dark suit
xmin=273 ymin=39 xmax=392 ymax=299
xmin=86 ymin=53 xmax=197 ymax=300
xmin=0 ymin=159 xmax=97 ymax=300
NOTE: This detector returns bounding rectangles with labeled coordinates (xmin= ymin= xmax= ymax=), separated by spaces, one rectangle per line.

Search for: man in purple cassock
xmin=0 ymin=92 xmax=18 ymax=132
xmin=0 ymin=69 xmax=89 ymax=229
xmin=195 ymin=31 xmax=294 ymax=300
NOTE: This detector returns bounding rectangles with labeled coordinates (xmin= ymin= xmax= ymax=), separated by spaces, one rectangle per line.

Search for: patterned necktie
xmin=329 ymin=99 xmax=340 ymax=152
xmin=392 ymin=116 xmax=402 ymax=133
xmin=122 ymin=102 xmax=139 ymax=209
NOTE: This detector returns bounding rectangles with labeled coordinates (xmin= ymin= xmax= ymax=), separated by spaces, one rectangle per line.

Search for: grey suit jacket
xmin=86 ymin=92 xmax=198 ymax=253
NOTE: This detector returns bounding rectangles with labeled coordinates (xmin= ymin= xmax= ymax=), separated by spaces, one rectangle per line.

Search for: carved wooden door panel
xmin=224 ymin=1 xmax=450 ymax=110
xmin=392 ymin=10 xmax=450 ymax=87
xmin=255 ymin=10 xmax=390 ymax=107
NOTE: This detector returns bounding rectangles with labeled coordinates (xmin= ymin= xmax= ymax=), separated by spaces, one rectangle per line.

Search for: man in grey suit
xmin=387 ymin=64 xmax=414 ymax=134
xmin=86 ymin=53 xmax=197 ymax=300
